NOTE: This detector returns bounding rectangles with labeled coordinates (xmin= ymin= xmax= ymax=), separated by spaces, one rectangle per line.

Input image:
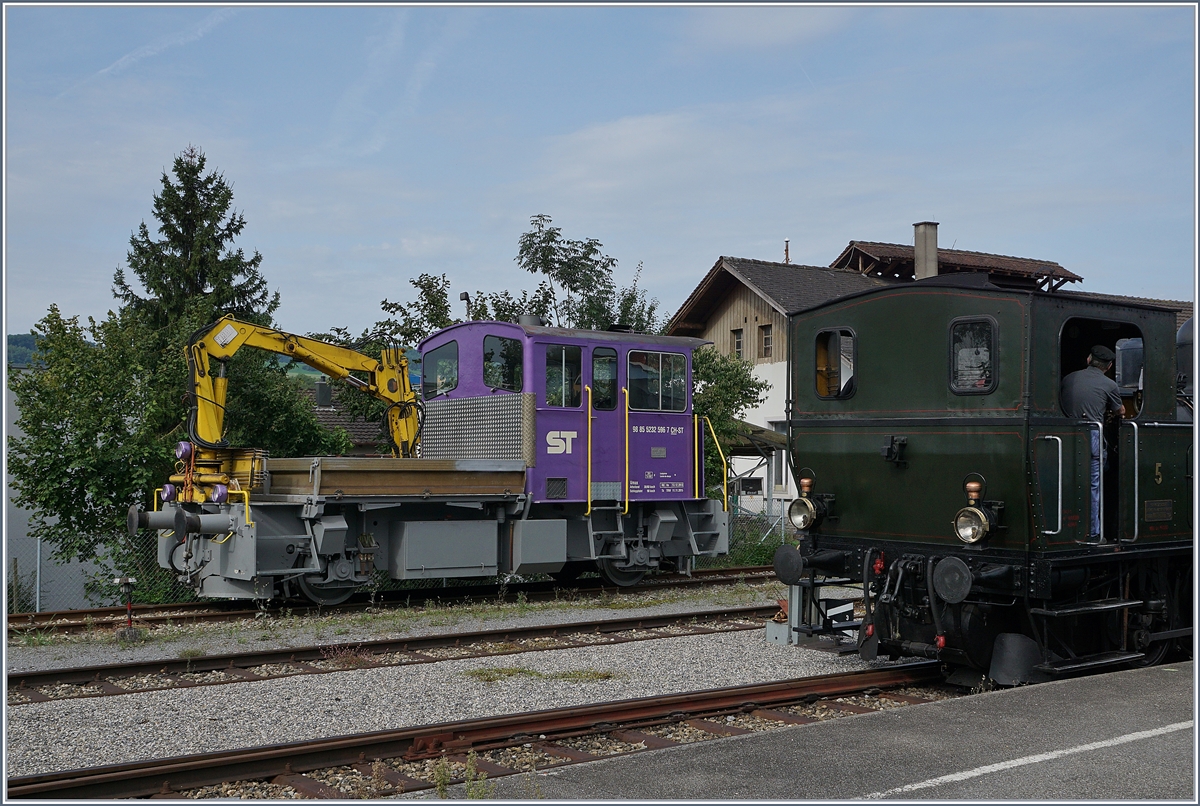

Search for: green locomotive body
xmin=781 ymin=274 xmax=1192 ymax=681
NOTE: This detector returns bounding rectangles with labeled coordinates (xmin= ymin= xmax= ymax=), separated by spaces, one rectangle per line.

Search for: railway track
xmin=6 ymin=662 xmax=944 ymax=799
xmin=6 ymin=565 xmax=777 ymax=637
xmin=7 ymin=605 xmax=779 ymax=706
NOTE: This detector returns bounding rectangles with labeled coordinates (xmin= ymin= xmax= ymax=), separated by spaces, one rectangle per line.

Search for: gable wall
xmin=700 ymin=283 xmax=789 ymax=365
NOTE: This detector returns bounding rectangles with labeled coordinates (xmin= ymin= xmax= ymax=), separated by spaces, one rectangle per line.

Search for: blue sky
xmin=4 ymin=4 xmax=1196 ymax=337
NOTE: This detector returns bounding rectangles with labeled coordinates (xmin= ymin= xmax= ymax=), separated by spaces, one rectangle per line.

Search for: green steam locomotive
xmin=776 ymin=273 xmax=1192 ymax=684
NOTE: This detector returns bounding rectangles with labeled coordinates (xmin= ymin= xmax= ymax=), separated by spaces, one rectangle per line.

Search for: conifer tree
xmin=8 ymin=147 xmax=347 ymax=582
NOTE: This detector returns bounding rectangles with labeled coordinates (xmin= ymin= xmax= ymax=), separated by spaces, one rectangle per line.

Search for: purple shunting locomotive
xmin=149 ymin=318 xmax=729 ymax=603
xmin=416 ymin=318 xmax=728 ymax=587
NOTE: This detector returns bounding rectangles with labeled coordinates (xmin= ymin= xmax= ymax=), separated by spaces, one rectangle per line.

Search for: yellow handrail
xmin=585 ymin=385 xmax=593 ymax=516
xmin=693 ymin=414 xmax=700 ymax=499
xmin=227 ymin=489 xmax=255 ymax=527
xmin=622 ymin=387 xmax=630 ymax=515
xmin=702 ymin=416 xmax=728 ymax=512
xmin=153 ymin=488 xmax=163 ymax=512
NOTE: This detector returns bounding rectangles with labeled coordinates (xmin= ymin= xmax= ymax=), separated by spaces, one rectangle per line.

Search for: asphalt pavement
xmin=486 ymin=661 xmax=1195 ymax=800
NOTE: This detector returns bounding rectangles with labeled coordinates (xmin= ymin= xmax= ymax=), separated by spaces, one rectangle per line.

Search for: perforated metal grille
xmin=546 ymin=478 xmax=568 ymax=499
xmin=423 ymin=394 xmax=532 ymax=462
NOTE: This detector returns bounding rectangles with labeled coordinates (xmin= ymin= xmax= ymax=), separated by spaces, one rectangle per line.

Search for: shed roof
xmin=830 ymin=241 xmax=1082 ymax=286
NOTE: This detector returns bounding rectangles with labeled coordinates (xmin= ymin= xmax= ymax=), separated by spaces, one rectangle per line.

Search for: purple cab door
xmin=587 ymin=347 xmax=623 ymax=501
xmin=538 ymin=343 xmax=587 ymax=502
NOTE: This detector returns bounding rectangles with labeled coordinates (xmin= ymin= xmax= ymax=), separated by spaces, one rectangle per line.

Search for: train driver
xmin=1060 ymin=345 xmax=1125 ymax=541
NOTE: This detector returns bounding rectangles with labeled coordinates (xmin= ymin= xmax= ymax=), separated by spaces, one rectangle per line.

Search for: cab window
xmin=816 ymin=329 xmax=855 ymax=398
xmin=483 ymin=335 xmax=523 ymax=392
xmin=629 ymin=351 xmax=687 ymax=411
xmin=592 ymin=348 xmax=618 ymax=410
xmin=422 ymin=340 xmax=458 ymax=400
xmin=546 ymin=345 xmax=582 ymax=407
xmin=950 ymin=318 xmax=996 ymax=394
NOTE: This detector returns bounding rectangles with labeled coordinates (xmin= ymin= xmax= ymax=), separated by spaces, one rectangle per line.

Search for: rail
xmin=6 ymin=663 xmax=940 ymax=799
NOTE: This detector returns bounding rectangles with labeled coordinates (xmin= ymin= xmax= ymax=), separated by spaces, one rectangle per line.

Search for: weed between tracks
xmin=7 ymin=580 xmax=787 ymax=653
xmin=463 ymin=666 xmax=621 ymax=684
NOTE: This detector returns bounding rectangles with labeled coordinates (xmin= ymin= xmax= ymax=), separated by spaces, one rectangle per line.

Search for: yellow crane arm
xmin=186 ymin=315 xmax=420 ymax=456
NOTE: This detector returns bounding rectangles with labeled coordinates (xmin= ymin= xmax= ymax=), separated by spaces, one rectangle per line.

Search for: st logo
xmin=546 ymin=431 xmax=578 ymax=455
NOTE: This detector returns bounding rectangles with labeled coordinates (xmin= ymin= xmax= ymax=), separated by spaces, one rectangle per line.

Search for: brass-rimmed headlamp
xmin=953 ymin=480 xmax=994 ymax=543
xmin=788 ymin=476 xmax=825 ymax=531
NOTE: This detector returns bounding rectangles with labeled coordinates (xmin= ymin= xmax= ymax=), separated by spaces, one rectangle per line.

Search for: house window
xmin=759 ymin=324 xmax=773 ymax=359
xmin=628 ymin=351 xmax=687 ymax=411
xmin=422 ymin=340 xmax=458 ymax=400
xmin=545 ymin=345 xmax=582 ymax=407
xmin=949 ymin=318 xmax=996 ymax=394
xmin=816 ymin=329 xmax=856 ymax=398
xmin=482 ymin=335 xmax=523 ymax=392
xmin=731 ymin=329 xmax=744 ymax=359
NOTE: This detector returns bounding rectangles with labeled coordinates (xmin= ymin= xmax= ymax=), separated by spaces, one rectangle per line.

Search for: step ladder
xmin=685 ymin=506 xmax=723 ymax=556
xmin=587 ymin=504 xmax=626 ymax=560
xmin=1033 ymin=650 xmax=1145 ymax=675
xmin=1029 ymin=598 xmax=1143 ymax=617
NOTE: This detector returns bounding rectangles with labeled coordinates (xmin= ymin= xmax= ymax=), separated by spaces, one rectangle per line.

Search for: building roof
xmin=1056 ymin=290 xmax=1194 ymax=330
xmin=830 ymin=241 xmax=1083 ymax=287
xmin=668 ymin=256 xmax=889 ymax=335
xmin=301 ymin=387 xmax=385 ymax=448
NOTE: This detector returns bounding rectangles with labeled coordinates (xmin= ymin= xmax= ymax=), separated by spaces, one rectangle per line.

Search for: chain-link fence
xmin=696 ymin=496 xmax=788 ymax=569
xmin=9 ymin=500 xmax=791 ymax=612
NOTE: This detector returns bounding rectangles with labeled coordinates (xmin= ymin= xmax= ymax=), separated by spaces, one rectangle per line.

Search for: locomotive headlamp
xmin=953 ymin=506 xmax=991 ymax=543
xmin=789 ymin=497 xmax=818 ymax=530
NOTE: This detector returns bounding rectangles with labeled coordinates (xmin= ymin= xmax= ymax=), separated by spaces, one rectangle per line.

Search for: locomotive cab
xmin=780 ymin=278 xmax=1192 ymax=683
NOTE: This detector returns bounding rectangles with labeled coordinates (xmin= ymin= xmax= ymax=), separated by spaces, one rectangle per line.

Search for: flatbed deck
xmin=264 ymin=457 xmax=527 ymax=498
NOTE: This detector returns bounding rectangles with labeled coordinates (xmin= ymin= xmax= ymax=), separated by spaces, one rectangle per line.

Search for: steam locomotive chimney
xmin=914 ymin=221 xmax=939 ymax=280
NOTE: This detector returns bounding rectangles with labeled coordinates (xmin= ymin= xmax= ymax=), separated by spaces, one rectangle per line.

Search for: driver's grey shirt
xmin=1060 ymin=366 xmax=1123 ymax=421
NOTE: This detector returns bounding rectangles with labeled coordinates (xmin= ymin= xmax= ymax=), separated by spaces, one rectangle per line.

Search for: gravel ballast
xmin=6 ymin=626 xmax=885 ymax=778
xmin=5 ymin=583 xmax=807 ymax=673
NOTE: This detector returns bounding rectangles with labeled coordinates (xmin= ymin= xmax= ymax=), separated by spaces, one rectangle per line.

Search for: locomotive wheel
xmin=296 ymin=575 xmax=355 ymax=606
xmin=596 ymin=558 xmax=646 ymax=587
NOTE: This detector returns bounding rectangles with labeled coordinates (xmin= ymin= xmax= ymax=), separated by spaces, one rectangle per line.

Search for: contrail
xmin=60 ymin=7 xmax=240 ymax=96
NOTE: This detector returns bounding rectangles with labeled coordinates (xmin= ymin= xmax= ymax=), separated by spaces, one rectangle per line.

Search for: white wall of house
xmin=730 ymin=359 xmax=793 ymax=505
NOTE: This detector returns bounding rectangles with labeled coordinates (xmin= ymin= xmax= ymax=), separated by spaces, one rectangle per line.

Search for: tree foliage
xmin=7 ymin=147 xmax=347 ymax=567
xmin=511 ymin=214 xmax=663 ymax=332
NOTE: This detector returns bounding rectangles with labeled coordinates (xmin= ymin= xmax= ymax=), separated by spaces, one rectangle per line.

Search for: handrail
xmin=585 ymin=385 xmax=593 ymax=516
xmin=1128 ymin=421 xmax=1138 ymax=542
xmin=622 ymin=387 xmax=630 ymax=515
xmin=702 ymin=416 xmax=728 ymax=511
xmin=228 ymin=489 xmax=254 ymax=527
xmin=693 ymin=414 xmax=700 ymax=500
xmin=1040 ymin=436 xmax=1062 ymax=536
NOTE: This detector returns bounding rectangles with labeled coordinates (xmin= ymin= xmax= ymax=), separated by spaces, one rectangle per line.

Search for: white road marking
xmin=865 ymin=721 xmax=1194 ymax=799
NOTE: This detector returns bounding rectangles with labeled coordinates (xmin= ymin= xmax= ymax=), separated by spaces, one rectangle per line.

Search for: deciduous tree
xmin=7 ymin=148 xmax=348 ymax=578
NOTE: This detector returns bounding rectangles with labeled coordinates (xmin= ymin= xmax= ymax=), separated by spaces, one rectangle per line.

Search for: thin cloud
xmin=60 ymin=8 xmax=240 ymax=96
